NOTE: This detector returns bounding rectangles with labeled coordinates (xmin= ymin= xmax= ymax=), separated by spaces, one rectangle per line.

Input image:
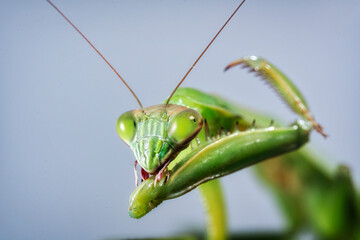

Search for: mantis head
xmin=116 ymin=104 xmax=203 ymax=174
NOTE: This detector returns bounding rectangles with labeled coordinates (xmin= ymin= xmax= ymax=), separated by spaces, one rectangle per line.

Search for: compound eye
xmin=168 ymin=109 xmax=203 ymax=145
xmin=116 ymin=111 xmax=137 ymax=145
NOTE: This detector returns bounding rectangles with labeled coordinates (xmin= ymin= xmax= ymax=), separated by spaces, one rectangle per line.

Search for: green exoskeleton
xmin=116 ymin=53 xmax=326 ymax=186
xmin=48 ymin=1 xmax=360 ymax=239
xmin=126 ymin=56 xmax=325 ymax=216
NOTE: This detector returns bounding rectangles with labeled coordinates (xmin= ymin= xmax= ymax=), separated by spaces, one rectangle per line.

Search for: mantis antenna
xmin=46 ymin=0 xmax=144 ymax=111
xmin=165 ymin=0 xmax=246 ymax=109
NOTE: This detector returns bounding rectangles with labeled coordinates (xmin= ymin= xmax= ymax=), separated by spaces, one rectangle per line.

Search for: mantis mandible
xmin=47 ymin=1 xmax=360 ymax=239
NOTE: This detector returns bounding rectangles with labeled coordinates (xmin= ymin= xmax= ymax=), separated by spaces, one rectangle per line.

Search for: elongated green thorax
xmin=117 ymin=104 xmax=203 ymax=174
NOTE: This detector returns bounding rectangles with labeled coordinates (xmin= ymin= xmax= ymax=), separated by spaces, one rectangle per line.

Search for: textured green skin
xmin=126 ymin=57 xmax=313 ymax=240
xmin=227 ymin=56 xmax=310 ymax=113
xmin=118 ymin=104 xmax=202 ymax=174
xmin=129 ymin=113 xmax=311 ymax=217
xmin=218 ymin=97 xmax=360 ymax=239
xmin=126 ymin=57 xmax=360 ymax=239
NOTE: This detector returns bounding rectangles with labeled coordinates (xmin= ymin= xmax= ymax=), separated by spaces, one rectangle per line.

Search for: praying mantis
xmin=47 ymin=1 xmax=360 ymax=239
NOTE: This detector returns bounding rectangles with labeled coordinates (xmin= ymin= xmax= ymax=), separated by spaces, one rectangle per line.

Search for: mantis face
xmin=116 ymin=104 xmax=203 ymax=176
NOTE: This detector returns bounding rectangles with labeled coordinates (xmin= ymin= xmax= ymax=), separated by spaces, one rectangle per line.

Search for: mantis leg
xmin=225 ymin=56 xmax=326 ymax=137
xmin=129 ymin=120 xmax=311 ymax=219
xmin=134 ymin=160 xmax=139 ymax=187
xmin=221 ymin=57 xmax=359 ymax=238
xmin=129 ymin=56 xmax=330 ymax=238
xmin=198 ymin=179 xmax=227 ymax=240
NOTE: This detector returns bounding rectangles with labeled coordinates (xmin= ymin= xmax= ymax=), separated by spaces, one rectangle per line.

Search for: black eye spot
xmin=133 ymin=121 xmax=136 ymax=127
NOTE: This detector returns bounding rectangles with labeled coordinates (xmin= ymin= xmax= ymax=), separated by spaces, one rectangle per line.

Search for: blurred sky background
xmin=1 ymin=0 xmax=359 ymax=239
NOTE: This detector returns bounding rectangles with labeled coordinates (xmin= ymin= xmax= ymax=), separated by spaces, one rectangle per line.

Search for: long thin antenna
xmin=165 ymin=0 xmax=246 ymax=108
xmin=46 ymin=0 xmax=144 ymax=111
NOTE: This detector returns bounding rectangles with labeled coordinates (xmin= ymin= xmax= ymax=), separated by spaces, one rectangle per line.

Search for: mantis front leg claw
xmin=154 ymin=161 xmax=171 ymax=187
xmin=225 ymin=56 xmax=327 ymax=138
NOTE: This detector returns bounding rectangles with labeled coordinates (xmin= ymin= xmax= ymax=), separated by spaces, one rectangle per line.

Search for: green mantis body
xmin=123 ymin=56 xmax=327 ymax=239
xmin=47 ymin=1 xmax=360 ymax=239
xmin=117 ymin=55 xmax=323 ymax=187
xmin=126 ymin=57 xmax=360 ymax=239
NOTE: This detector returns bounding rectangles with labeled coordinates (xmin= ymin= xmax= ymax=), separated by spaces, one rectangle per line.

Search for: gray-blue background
xmin=1 ymin=0 xmax=359 ymax=239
